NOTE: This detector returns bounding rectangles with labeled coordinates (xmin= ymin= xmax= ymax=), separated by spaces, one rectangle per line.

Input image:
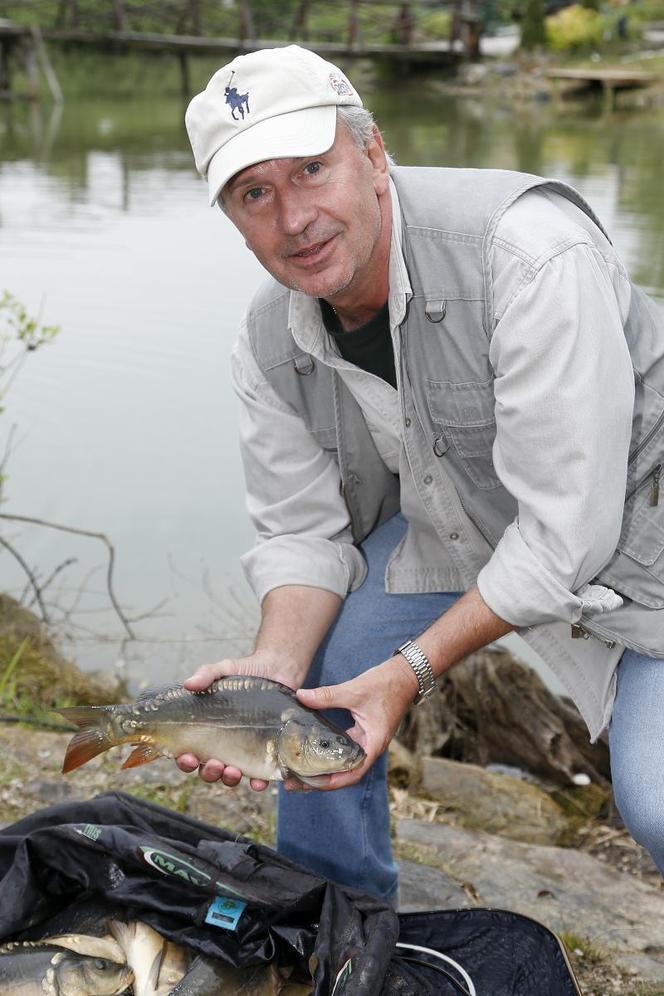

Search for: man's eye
xmin=303 ymin=161 xmax=322 ymax=176
xmin=245 ymin=187 xmax=263 ymax=201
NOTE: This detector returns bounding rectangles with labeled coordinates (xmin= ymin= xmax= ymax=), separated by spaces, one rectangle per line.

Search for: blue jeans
xmin=610 ymin=652 xmax=664 ymax=876
xmin=277 ymin=512 xmax=664 ymax=898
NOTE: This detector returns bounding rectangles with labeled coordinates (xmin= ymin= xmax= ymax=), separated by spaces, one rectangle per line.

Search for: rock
xmin=397 ymin=818 xmax=664 ymax=982
xmin=398 ymin=859 xmax=471 ymax=911
xmin=458 ymin=63 xmax=489 ymax=86
xmin=388 ymin=738 xmax=420 ymax=788
xmin=420 ymin=756 xmax=570 ymax=844
xmin=398 ymin=649 xmax=611 ymax=787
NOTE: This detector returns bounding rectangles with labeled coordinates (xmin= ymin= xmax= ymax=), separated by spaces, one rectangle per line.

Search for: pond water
xmin=1 ymin=55 xmax=663 ymax=690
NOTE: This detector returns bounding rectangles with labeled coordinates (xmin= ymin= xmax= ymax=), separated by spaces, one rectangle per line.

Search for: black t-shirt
xmin=320 ymin=299 xmax=396 ymax=389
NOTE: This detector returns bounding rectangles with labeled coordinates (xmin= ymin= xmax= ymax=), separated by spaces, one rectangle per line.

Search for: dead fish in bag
xmin=36 ymin=931 xmax=126 ymax=965
xmin=109 ymin=920 xmax=188 ymax=995
xmin=0 ymin=941 xmax=132 ymax=995
xmin=169 ymin=955 xmax=309 ymax=995
xmin=58 ymin=676 xmax=365 ymax=785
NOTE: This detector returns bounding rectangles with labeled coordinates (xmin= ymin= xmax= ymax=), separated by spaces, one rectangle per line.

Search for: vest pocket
xmin=599 ymin=463 xmax=664 ymax=608
xmin=425 ymin=377 xmax=501 ymax=490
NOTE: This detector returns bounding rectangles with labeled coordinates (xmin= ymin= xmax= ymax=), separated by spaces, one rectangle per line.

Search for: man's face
xmin=222 ymin=123 xmax=391 ymax=305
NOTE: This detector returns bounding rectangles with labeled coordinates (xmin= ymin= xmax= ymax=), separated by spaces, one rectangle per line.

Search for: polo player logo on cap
xmin=328 ymin=73 xmax=353 ymax=97
xmin=224 ymin=70 xmax=250 ymax=121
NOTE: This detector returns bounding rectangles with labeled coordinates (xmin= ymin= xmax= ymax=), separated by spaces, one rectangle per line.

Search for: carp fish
xmin=169 ymin=954 xmax=313 ymax=995
xmin=59 ymin=676 xmax=365 ymax=785
xmin=109 ymin=920 xmax=188 ymax=995
xmin=0 ymin=941 xmax=132 ymax=995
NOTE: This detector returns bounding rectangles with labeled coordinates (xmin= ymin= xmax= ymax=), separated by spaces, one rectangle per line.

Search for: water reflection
xmin=0 ymin=64 xmax=662 ymax=687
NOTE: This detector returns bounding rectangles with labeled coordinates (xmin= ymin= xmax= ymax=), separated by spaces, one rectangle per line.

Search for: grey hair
xmin=336 ymin=106 xmax=395 ymax=165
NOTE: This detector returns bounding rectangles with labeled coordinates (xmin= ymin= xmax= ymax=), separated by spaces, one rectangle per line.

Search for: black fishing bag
xmin=0 ymin=791 xmax=580 ymax=995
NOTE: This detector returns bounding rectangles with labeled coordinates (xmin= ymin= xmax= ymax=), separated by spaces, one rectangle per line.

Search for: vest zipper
xmin=625 ymin=461 xmax=661 ymax=506
xmin=571 ymin=622 xmax=616 ymax=649
xmin=627 ymin=406 xmax=664 ymax=468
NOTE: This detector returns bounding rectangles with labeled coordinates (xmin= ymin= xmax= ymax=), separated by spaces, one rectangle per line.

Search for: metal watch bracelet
xmin=394 ymin=639 xmax=437 ymax=705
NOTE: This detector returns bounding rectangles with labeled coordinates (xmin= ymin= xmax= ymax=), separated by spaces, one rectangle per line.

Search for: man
xmin=178 ymin=45 xmax=664 ymax=906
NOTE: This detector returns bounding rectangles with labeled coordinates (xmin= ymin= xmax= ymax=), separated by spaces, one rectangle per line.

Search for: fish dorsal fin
xmin=135 ymin=684 xmax=183 ymax=705
xmin=122 ymin=742 xmax=162 ymax=768
xmin=149 ymin=940 xmax=167 ymax=989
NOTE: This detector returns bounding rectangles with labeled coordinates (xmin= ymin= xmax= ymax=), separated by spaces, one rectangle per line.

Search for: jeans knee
xmin=613 ymin=777 xmax=664 ymax=856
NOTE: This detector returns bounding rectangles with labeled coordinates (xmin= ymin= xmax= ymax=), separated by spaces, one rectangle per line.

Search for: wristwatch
xmin=395 ymin=639 xmax=437 ymax=705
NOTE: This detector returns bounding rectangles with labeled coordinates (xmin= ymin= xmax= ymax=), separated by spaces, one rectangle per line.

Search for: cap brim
xmin=207 ymin=104 xmax=337 ymax=206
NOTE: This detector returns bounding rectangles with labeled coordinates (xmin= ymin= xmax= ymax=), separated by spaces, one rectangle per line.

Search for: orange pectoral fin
xmin=122 ymin=741 xmax=163 ymax=768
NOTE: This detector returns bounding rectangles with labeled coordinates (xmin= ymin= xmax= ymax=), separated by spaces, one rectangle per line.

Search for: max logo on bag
xmin=138 ymin=845 xmax=246 ymax=901
xmin=139 ymin=845 xmax=213 ymax=888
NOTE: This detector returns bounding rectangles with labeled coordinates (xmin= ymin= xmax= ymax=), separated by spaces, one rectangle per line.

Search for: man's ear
xmin=367 ymin=126 xmax=390 ymax=196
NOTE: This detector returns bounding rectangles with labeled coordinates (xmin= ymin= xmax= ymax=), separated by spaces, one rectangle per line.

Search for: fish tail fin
xmin=58 ymin=706 xmax=115 ymax=773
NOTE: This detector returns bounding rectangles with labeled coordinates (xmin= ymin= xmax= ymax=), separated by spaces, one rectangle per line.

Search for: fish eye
xmin=93 ymin=958 xmax=112 ymax=970
xmin=318 ymin=738 xmax=330 ymax=749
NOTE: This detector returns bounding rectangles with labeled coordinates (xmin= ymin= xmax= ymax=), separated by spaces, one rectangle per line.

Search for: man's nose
xmin=278 ymin=189 xmax=317 ymax=235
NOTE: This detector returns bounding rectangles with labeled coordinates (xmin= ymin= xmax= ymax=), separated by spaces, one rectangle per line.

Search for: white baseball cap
xmin=185 ymin=45 xmax=363 ymax=206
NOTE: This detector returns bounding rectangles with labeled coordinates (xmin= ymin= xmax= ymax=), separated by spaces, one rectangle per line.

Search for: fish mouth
xmin=347 ymin=741 xmax=366 ymax=769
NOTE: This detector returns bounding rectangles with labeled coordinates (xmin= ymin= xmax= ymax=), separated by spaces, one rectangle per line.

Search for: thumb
xmin=296 ymin=683 xmax=346 ymax=710
xmin=183 ymin=661 xmax=233 ymax=691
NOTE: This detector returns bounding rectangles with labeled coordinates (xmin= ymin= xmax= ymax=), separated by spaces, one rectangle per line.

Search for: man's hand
xmin=293 ymin=654 xmax=420 ymax=791
xmin=175 ymin=649 xmax=298 ymax=792
xmin=174 ymin=583 xmax=342 ymax=793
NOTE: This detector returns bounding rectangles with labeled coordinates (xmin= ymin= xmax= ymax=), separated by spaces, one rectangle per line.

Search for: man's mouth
xmin=289 ymin=236 xmax=336 ymax=260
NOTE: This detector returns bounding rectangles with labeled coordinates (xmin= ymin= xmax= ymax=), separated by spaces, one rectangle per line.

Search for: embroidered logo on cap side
xmin=225 ymin=71 xmax=250 ymax=121
xmin=328 ymin=73 xmax=353 ymax=97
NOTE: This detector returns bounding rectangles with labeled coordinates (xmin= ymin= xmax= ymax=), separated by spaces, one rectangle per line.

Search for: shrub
xmin=545 ymin=4 xmax=605 ymax=50
xmin=418 ymin=9 xmax=453 ymax=40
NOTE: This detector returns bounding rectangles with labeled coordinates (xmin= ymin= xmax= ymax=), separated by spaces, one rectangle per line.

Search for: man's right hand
xmin=175 ymin=650 xmax=301 ymax=792
xmin=175 ymin=584 xmax=342 ymax=792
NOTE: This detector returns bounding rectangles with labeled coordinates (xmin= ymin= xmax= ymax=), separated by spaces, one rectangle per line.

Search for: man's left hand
xmin=293 ymin=655 xmax=419 ymax=791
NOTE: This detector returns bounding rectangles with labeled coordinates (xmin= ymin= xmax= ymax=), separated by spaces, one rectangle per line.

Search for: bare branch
xmin=0 ymin=533 xmax=49 ymax=622
xmin=126 ymin=597 xmax=170 ymax=623
xmin=25 ymin=557 xmax=78 ymax=608
xmin=0 ymin=423 xmax=18 ymax=485
xmin=0 ymin=513 xmax=135 ymax=638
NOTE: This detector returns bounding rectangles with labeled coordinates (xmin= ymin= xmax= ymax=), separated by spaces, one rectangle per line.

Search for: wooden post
xmin=24 ymin=38 xmax=40 ymax=101
xmin=30 ymin=25 xmax=64 ymax=104
xmin=111 ymin=0 xmax=127 ymax=32
xmin=394 ymin=1 xmax=414 ymax=46
xmin=177 ymin=0 xmax=202 ymax=36
xmin=179 ymin=50 xmax=190 ymax=99
xmin=290 ymin=0 xmax=310 ymax=41
xmin=189 ymin=0 xmax=202 ymax=35
xmin=347 ymin=0 xmax=360 ymax=48
xmin=459 ymin=0 xmax=481 ymax=59
xmin=55 ymin=0 xmax=80 ymax=28
xmin=238 ymin=0 xmax=256 ymax=43
xmin=0 ymin=39 xmax=11 ymax=96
